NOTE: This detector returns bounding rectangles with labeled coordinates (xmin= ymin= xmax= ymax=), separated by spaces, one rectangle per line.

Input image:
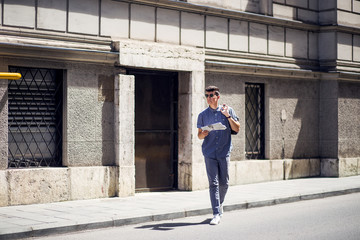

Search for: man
xmin=197 ymin=86 xmax=240 ymax=225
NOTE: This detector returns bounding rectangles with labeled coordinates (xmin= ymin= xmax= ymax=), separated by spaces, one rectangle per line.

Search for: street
xmin=27 ymin=193 xmax=360 ymax=240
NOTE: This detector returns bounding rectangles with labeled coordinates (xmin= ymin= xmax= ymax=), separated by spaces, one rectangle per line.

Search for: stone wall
xmin=338 ymin=81 xmax=360 ymax=158
xmin=205 ymin=73 xmax=320 ymax=160
xmin=64 ymin=63 xmax=116 ymax=167
xmin=0 ymin=167 xmax=117 ymax=206
xmin=1 ymin=0 xmax=359 ymax=72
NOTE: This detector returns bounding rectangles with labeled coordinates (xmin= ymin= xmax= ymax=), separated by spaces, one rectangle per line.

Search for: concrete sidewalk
xmin=1 ymin=176 xmax=360 ymax=239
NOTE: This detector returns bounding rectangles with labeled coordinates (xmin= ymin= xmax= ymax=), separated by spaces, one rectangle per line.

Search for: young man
xmin=197 ymin=86 xmax=240 ymax=225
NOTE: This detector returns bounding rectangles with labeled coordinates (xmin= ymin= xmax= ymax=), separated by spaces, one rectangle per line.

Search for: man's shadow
xmin=135 ymin=218 xmax=211 ymax=231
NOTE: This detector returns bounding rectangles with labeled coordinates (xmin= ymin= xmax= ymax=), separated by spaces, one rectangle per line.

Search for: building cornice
xmin=0 ymin=42 xmax=118 ymax=64
xmin=0 ymin=26 xmax=113 ymax=50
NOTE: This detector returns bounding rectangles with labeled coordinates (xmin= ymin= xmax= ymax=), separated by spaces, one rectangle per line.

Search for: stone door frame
xmin=114 ymin=40 xmax=207 ymax=196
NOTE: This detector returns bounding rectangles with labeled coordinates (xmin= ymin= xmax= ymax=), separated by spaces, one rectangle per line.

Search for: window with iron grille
xmin=8 ymin=67 xmax=63 ymax=168
xmin=245 ymin=83 xmax=265 ymax=159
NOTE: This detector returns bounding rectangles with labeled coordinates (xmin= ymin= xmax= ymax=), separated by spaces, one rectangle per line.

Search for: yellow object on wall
xmin=0 ymin=72 xmax=22 ymax=80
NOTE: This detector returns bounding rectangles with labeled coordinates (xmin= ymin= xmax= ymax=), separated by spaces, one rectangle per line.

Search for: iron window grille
xmin=8 ymin=67 xmax=63 ymax=168
xmin=245 ymin=83 xmax=265 ymax=159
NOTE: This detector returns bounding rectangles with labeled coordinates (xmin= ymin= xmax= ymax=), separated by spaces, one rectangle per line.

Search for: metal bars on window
xmin=245 ymin=83 xmax=265 ymax=159
xmin=8 ymin=67 xmax=63 ymax=168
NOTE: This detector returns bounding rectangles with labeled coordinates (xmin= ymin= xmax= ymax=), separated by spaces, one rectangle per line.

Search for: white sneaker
xmin=210 ymin=214 xmax=221 ymax=225
xmin=220 ymin=204 xmax=224 ymax=216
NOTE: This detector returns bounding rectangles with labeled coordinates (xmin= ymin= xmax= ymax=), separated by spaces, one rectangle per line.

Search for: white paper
xmin=201 ymin=122 xmax=227 ymax=132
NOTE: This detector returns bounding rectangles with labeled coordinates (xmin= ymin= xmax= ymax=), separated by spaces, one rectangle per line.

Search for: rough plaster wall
xmin=338 ymin=81 xmax=360 ymax=158
xmin=205 ymin=74 xmax=320 ymax=160
xmin=66 ymin=63 xmax=115 ymax=166
xmin=269 ymin=78 xmax=319 ymax=159
xmin=319 ymin=80 xmax=339 ymax=159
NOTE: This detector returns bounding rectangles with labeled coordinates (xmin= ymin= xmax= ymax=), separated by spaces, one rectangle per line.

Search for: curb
xmin=1 ymin=187 xmax=360 ymax=240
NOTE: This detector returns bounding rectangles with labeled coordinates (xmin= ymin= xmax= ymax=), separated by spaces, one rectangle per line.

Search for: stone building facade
xmin=0 ymin=0 xmax=359 ymax=206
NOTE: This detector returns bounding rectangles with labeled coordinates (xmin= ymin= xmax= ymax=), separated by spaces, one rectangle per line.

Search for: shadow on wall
xmin=270 ymin=79 xmax=320 ymax=159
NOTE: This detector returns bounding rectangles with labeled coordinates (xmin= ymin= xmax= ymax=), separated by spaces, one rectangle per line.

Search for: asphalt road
xmin=27 ymin=192 xmax=360 ymax=240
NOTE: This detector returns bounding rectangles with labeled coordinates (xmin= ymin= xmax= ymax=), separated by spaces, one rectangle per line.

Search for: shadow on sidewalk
xmin=135 ymin=219 xmax=211 ymax=231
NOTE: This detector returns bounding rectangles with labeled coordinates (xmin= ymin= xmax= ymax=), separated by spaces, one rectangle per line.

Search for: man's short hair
xmin=205 ymin=86 xmax=220 ymax=96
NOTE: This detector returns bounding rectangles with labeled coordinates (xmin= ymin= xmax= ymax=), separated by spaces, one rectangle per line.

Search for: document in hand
xmin=201 ymin=122 xmax=227 ymax=132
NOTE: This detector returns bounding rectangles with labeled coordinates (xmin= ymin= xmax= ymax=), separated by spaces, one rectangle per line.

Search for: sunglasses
xmin=205 ymin=93 xmax=217 ymax=98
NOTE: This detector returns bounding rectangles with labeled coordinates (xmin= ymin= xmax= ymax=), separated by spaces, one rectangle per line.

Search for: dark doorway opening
xmin=129 ymin=70 xmax=178 ymax=192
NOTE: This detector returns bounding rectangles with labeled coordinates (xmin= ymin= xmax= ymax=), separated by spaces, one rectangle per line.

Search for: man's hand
xmin=221 ymin=104 xmax=240 ymax=133
xmin=220 ymin=104 xmax=230 ymax=118
xmin=198 ymin=129 xmax=209 ymax=139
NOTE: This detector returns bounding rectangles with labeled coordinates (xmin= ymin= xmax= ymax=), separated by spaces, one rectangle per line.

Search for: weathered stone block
xmin=249 ymin=23 xmax=267 ymax=54
xmin=225 ymin=0 xmax=241 ymax=11
xmin=321 ymin=158 xmax=339 ymax=177
xmin=286 ymin=29 xmax=307 ymax=58
xmin=286 ymin=0 xmax=308 ymax=8
xmin=268 ymin=26 xmax=284 ymax=56
xmin=206 ymin=16 xmax=228 ymax=50
xmin=131 ymin=4 xmax=156 ymax=41
xmin=118 ymin=166 xmax=135 ymax=197
xmin=191 ymin=162 xmax=208 ymax=191
xmin=8 ymin=168 xmax=69 ymax=205
xmin=178 ymin=162 xmax=192 ymax=190
xmin=229 ymin=19 xmax=248 ymax=52
xmin=0 ymin=170 xmax=7 ymax=206
xmin=319 ymin=0 xmax=336 ymax=10
xmin=354 ymin=35 xmax=360 ymax=62
xmin=68 ymin=0 xmax=99 ymax=35
xmin=3 ymin=0 xmax=35 ymax=28
xmin=319 ymin=10 xmax=337 ymax=26
xmin=38 ymin=0 xmax=66 ymax=31
xmin=338 ymin=0 xmax=352 ymax=11
xmin=270 ymin=160 xmax=285 ymax=181
xmin=101 ymin=0 xmax=129 ymax=38
xmin=273 ymin=4 xmax=295 ymax=20
xmin=319 ymin=32 xmax=337 ymax=60
xmin=118 ymin=40 xmax=205 ymax=71
xmin=236 ymin=160 xmax=272 ymax=184
xmin=181 ymin=12 xmax=204 ymax=47
xmin=70 ymin=166 xmax=116 ymax=200
xmin=309 ymin=0 xmax=318 ymax=10
xmin=337 ymin=32 xmax=353 ymax=61
xmin=240 ymin=0 xmax=260 ymax=13
xmin=309 ymin=158 xmax=321 ymax=176
xmin=115 ymin=74 xmax=134 ymax=168
xmin=354 ymin=0 xmax=360 ymax=12
xmin=157 ymin=8 xmax=180 ymax=44
xmin=298 ymin=9 xmax=318 ymax=23
xmin=339 ymin=158 xmax=358 ymax=177
xmin=284 ymin=159 xmax=311 ymax=179
xmin=339 ymin=11 xmax=360 ymax=28
xmin=309 ymin=32 xmax=318 ymax=60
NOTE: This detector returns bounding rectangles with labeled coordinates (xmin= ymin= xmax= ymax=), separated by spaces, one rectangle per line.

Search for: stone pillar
xmin=178 ymin=71 xmax=208 ymax=191
xmin=114 ymin=74 xmax=135 ymax=197
xmin=0 ymin=78 xmax=8 ymax=206
xmin=0 ymin=78 xmax=7 ymax=170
